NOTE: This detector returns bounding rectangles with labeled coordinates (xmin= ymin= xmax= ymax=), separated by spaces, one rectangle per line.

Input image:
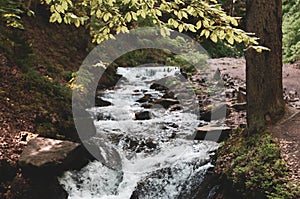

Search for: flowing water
xmin=59 ymin=66 xmax=219 ymax=199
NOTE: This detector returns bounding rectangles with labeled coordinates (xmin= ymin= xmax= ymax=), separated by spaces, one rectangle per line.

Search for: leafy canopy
xmin=43 ymin=0 xmax=261 ymax=49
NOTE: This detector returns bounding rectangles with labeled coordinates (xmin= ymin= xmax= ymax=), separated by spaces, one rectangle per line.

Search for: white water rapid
xmin=59 ymin=66 xmax=219 ymax=199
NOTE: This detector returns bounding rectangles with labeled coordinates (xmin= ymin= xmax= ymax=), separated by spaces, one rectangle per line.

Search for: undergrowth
xmin=215 ymin=129 xmax=300 ymax=199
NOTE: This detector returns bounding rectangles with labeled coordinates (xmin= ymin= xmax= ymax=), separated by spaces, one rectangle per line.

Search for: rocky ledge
xmin=6 ymin=137 xmax=94 ymax=199
xmin=18 ymin=137 xmax=92 ymax=176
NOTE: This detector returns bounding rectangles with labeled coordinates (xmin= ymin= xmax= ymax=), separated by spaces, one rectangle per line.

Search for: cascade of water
xmin=60 ymin=66 xmax=219 ymax=199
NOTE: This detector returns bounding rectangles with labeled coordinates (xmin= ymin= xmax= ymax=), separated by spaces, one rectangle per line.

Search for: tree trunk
xmin=246 ymin=0 xmax=285 ymax=133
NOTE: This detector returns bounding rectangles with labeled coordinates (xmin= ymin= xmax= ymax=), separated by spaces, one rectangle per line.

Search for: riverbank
xmin=209 ymin=58 xmax=300 ymax=198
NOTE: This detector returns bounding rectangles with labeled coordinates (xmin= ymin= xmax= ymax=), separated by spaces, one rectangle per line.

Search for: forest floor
xmin=209 ymin=57 xmax=300 ymax=187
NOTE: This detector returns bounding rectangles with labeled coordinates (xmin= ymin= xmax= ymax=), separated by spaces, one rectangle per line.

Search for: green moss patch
xmin=215 ymin=129 xmax=300 ymax=199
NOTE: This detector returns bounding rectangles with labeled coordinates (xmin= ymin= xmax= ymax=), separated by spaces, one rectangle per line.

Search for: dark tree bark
xmin=246 ymin=0 xmax=285 ymax=133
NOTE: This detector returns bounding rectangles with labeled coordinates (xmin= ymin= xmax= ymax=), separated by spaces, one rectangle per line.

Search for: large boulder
xmin=192 ymin=125 xmax=232 ymax=142
xmin=18 ymin=137 xmax=92 ymax=176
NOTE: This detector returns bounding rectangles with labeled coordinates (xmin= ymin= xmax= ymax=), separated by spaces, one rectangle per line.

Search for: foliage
xmin=283 ymin=0 xmax=300 ymax=63
xmin=201 ymin=0 xmax=246 ymax=58
xmin=201 ymin=39 xmax=244 ymax=58
xmin=44 ymin=0 xmax=260 ymax=49
xmin=216 ymin=129 xmax=300 ymax=199
xmin=0 ymin=0 xmax=34 ymax=29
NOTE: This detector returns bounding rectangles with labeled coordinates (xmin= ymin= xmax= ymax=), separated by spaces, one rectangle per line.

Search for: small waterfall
xmin=59 ymin=66 xmax=219 ymax=199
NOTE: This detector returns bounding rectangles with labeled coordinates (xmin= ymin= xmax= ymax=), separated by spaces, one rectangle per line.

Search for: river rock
xmin=152 ymin=98 xmax=179 ymax=109
xmin=130 ymin=158 xmax=211 ymax=199
xmin=231 ymin=102 xmax=247 ymax=111
xmin=120 ymin=136 xmax=157 ymax=153
xmin=141 ymin=103 xmax=152 ymax=109
xmin=199 ymin=103 xmax=229 ymax=122
xmin=95 ymin=97 xmax=112 ymax=107
xmin=135 ymin=111 xmax=151 ymax=120
xmin=169 ymin=104 xmax=182 ymax=111
xmin=162 ymin=91 xmax=175 ymax=99
xmin=150 ymin=83 xmax=168 ymax=91
xmin=18 ymin=137 xmax=92 ymax=176
xmin=193 ymin=125 xmax=232 ymax=142
xmin=136 ymin=94 xmax=152 ymax=103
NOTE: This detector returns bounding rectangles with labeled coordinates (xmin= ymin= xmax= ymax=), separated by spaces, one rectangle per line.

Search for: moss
xmin=215 ymin=129 xmax=300 ymax=199
xmin=18 ymin=69 xmax=77 ymax=140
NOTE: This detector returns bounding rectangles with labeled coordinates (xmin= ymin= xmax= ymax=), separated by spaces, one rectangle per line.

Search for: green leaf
xmin=231 ymin=18 xmax=239 ymax=26
xmin=96 ymin=10 xmax=101 ymax=18
xmin=217 ymin=29 xmax=225 ymax=39
xmin=173 ymin=20 xmax=179 ymax=28
xmin=234 ymin=36 xmax=243 ymax=43
xmin=49 ymin=13 xmax=57 ymax=23
xmin=196 ymin=20 xmax=202 ymax=29
xmin=227 ymin=36 xmax=234 ymax=45
xmin=125 ymin=12 xmax=132 ymax=22
xmin=49 ymin=12 xmax=61 ymax=23
xmin=131 ymin=12 xmax=137 ymax=20
xmin=210 ymin=33 xmax=218 ymax=43
xmin=57 ymin=14 xmax=62 ymax=23
xmin=74 ymin=18 xmax=80 ymax=27
xmin=62 ymin=1 xmax=68 ymax=10
xmin=198 ymin=10 xmax=204 ymax=18
xmin=103 ymin=13 xmax=111 ymax=22
xmin=138 ymin=9 xmax=146 ymax=18
xmin=156 ymin=9 xmax=162 ymax=16
xmin=186 ymin=6 xmax=195 ymax=15
xmin=182 ymin=11 xmax=188 ymax=19
xmin=205 ymin=29 xmax=210 ymax=38
xmin=178 ymin=24 xmax=184 ymax=32
xmin=177 ymin=11 xmax=183 ymax=20
xmin=188 ymin=24 xmax=196 ymax=32
xmin=203 ymin=19 xmax=209 ymax=28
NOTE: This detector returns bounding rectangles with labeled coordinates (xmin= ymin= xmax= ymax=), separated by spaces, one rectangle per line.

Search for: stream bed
xmin=59 ymin=66 xmax=220 ymax=199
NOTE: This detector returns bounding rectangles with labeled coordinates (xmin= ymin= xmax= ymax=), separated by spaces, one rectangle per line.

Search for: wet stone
xmin=150 ymin=83 xmax=168 ymax=91
xmin=152 ymin=98 xmax=179 ymax=109
xmin=135 ymin=111 xmax=151 ymax=120
xmin=95 ymin=97 xmax=112 ymax=107
xmin=136 ymin=94 xmax=152 ymax=103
